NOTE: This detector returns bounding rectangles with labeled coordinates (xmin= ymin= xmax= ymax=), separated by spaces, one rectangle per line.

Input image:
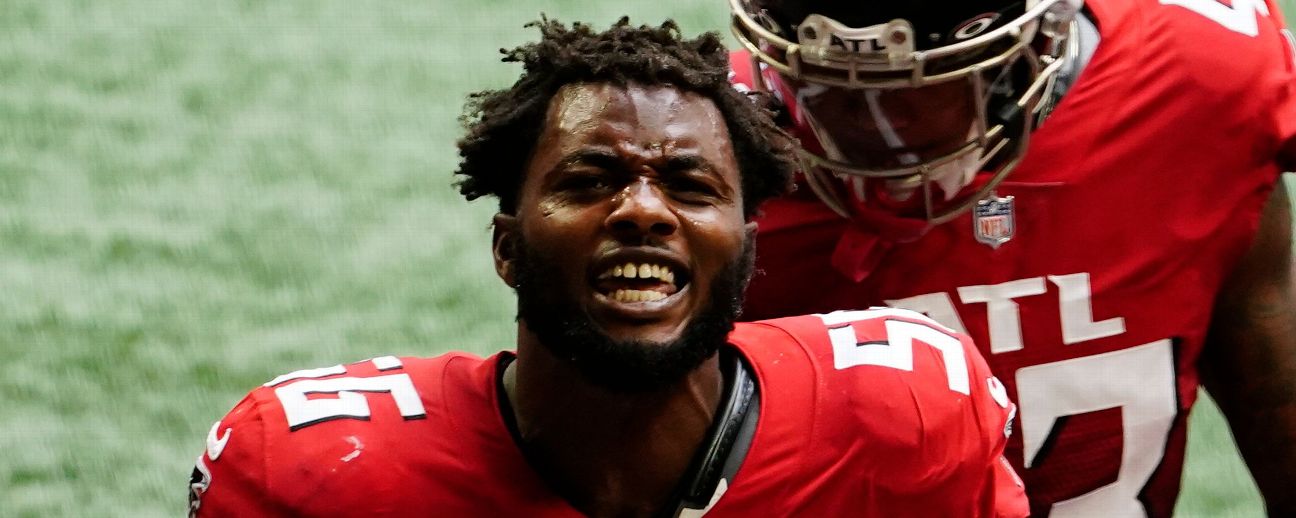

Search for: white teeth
xmin=598 ymin=262 xmax=679 ymax=283
xmin=599 ymin=262 xmax=676 ymax=303
xmin=613 ymin=289 xmax=666 ymax=303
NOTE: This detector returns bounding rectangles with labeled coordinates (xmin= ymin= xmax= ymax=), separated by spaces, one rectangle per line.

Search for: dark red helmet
xmin=731 ymin=0 xmax=1081 ymax=229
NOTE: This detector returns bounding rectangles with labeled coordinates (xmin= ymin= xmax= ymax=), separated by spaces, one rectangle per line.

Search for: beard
xmin=512 ymin=236 xmax=754 ymax=393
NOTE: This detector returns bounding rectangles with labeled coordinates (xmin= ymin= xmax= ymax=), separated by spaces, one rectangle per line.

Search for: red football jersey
xmin=190 ymin=312 xmax=1026 ymax=517
xmin=732 ymin=0 xmax=1296 ymax=516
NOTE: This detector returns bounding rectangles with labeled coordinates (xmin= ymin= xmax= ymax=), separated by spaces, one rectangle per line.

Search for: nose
xmin=605 ymin=177 xmax=678 ymax=241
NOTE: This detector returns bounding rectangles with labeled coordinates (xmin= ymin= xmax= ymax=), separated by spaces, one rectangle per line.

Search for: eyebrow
xmin=552 ymin=149 xmax=721 ymax=178
xmin=650 ymin=156 xmax=734 ymax=200
xmin=659 ymin=154 xmax=717 ymax=177
xmin=552 ymin=149 xmax=622 ymax=172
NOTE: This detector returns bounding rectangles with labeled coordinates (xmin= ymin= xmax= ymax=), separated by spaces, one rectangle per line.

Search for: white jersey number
xmin=1016 ymin=339 xmax=1177 ymax=517
xmin=266 ymin=357 xmax=426 ymax=430
xmin=1160 ymin=0 xmax=1271 ymax=37
xmin=819 ymin=309 xmax=971 ymax=395
xmin=274 ymin=374 xmax=427 ymax=430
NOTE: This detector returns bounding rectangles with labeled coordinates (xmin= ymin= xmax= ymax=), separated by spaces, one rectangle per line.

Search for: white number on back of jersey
xmin=819 ymin=309 xmax=971 ymax=395
xmin=1016 ymin=339 xmax=1176 ymax=517
xmin=1161 ymin=0 xmax=1271 ymax=36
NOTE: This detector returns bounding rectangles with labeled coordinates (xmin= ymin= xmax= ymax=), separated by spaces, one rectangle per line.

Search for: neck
xmin=504 ymin=322 xmax=726 ymax=518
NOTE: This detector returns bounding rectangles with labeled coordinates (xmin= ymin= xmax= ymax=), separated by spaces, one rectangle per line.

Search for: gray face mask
xmin=793 ymin=81 xmax=983 ymax=204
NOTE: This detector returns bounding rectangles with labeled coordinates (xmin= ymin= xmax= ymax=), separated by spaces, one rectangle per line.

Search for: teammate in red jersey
xmin=727 ymin=0 xmax=1296 ymax=515
xmin=188 ymin=18 xmax=1027 ymax=517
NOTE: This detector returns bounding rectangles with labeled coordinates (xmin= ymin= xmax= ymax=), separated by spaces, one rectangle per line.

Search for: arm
xmin=1200 ymin=179 xmax=1296 ymax=515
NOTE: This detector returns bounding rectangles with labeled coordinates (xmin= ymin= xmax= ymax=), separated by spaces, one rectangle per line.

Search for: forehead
xmin=546 ymin=82 xmax=723 ymax=137
xmin=526 ymin=81 xmax=739 ymax=181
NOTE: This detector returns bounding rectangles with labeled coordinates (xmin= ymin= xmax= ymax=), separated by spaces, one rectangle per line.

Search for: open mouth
xmin=593 ymin=260 xmax=690 ymax=304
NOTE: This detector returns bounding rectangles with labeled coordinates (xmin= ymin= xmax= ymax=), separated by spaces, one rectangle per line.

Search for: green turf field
xmin=0 ymin=1 xmax=1290 ymax=515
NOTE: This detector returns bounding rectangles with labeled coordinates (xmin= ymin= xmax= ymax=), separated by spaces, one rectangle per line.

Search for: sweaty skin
xmin=506 ymin=82 xmax=748 ymax=347
xmin=492 ymin=82 xmax=754 ymax=518
xmin=1200 ymin=184 xmax=1296 ymax=516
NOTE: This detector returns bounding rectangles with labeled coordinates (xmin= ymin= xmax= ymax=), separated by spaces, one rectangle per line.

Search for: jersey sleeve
xmin=186 ymin=355 xmax=457 ymax=517
xmin=773 ymin=310 xmax=1029 ymax=516
xmin=963 ymin=337 xmax=1029 ymax=518
xmin=989 ymin=455 xmax=1029 ymax=518
xmin=188 ymin=390 xmax=286 ymax=517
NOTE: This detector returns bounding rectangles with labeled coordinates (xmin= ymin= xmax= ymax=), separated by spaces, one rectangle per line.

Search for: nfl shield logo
xmin=973 ymin=195 xmax=1015 ymax=249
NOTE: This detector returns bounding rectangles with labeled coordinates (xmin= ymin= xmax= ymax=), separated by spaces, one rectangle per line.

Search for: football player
xmin=188 ymin=18 xmax=1027 ymax=517
xmin=728 ymin=0 xmax=1296 ymax=515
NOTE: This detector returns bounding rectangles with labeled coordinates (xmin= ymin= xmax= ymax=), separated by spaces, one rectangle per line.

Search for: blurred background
xmin=1 ymin=0 xmax=1290 ymax=515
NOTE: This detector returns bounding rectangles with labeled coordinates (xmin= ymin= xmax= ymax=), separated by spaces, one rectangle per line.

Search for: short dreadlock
xmin=455 ymin=17 xmax=795 ymax=218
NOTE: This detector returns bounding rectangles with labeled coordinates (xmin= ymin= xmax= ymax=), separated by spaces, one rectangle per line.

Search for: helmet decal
xmin=952 ymin=13 xmax=1002 ymax=41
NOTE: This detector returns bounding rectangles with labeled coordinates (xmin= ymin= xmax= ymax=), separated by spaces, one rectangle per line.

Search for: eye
xmin=555 ymin=172 xmax=614 ymax=193
xmin=666 ymin=176 xmax=722 ymax=203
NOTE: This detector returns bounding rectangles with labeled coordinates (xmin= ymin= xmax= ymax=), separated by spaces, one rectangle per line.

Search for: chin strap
xmin=667 ymin=349 xmax=760 ymax=518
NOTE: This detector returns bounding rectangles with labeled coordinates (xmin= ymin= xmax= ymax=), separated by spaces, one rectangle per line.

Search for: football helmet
xmin=731 ymin=0 xmax=1082 ymax=232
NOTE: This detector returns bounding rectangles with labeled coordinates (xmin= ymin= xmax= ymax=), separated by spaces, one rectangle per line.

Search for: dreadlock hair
xmin=455 ymin=17 xmax=795 ymax=218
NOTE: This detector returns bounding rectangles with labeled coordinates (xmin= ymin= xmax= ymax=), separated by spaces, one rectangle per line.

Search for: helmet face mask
xmin=731 ymin=0 xmax=1080 ymax=231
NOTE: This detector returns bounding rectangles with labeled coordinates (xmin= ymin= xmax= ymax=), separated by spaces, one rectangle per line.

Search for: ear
xmin=492 ymin=213 xmax=520 ymax=288
xmin=743 ymin=221 xmax=758 ymax=239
